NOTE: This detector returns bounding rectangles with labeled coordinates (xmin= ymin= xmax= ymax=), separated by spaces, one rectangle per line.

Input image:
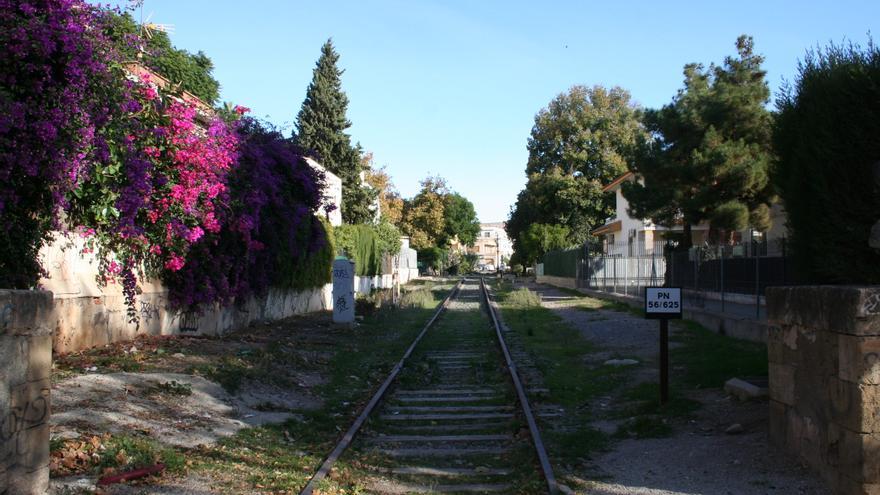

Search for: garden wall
xmin=40 ymin=235 xmax=418 ymax=354
xmin=1 ymin=290 xmax=53 ymax=495
xmin=767 ymin=286 xmax=880 ymax=494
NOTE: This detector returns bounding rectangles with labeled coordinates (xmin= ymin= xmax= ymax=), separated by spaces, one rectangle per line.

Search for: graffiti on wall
xmin=1 ymin=380 xmax=50 ymax=470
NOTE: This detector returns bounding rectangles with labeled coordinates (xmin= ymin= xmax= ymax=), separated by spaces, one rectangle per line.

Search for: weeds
xmin=671 ymin=320 xmax=768 ymax=388
xmin=505 ymin=287 xmax=542 ymax=307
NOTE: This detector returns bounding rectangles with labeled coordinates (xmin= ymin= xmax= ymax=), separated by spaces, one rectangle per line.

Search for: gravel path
xmin=519 ymin=280 xmax=830 ymax=495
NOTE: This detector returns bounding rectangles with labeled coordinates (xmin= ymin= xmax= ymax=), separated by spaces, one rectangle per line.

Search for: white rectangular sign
xmin=645 ymin=287 xmax=682 ymax=318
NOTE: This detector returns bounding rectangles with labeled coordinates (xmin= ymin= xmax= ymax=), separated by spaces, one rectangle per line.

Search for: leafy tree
xmin=507 ymin=169 xmax=607 ymax=248
xmin=443 ymin=193 xmax=480 ymax=247
xmin=507 ymin=85 xmax=646 ymax=256
xmin=774 ymin=40 xmax=880 ymax=284
xmin=295 ymin=39 xmax=376 ymax=223
xmin=526 ymin=85 xmax=645 ymax=177
xmin=364 ymin=158 xmax=404 ymax=226
xmin=623 ymin=35 xmax=774 ymax=248
xmin=105 ymin=12 xmax=220 ymax=104
xmin=517 ymin=223 xmax=571 ymax=268
xmin=374 ymin=219 xmax=402 ymax=257
xmin=401 ymin=176 xmax=449 ymax=250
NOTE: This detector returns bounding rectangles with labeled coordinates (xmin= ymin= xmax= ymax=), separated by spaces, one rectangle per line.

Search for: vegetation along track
xmin=300 ymin=277 xmax=558 ymax=494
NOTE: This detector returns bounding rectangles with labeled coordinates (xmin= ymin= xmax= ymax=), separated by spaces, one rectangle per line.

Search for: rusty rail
xmin=480 ymin=277 xmax=559 ymax=494
xmin=298 ymin=279 xmax=462 ymax=495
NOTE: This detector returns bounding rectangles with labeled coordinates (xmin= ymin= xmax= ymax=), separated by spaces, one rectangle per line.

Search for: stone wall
xmin=767 ymin=286 xmax=880 ymax=494
xmin=1 ymin=290 xmax=53 ymax=495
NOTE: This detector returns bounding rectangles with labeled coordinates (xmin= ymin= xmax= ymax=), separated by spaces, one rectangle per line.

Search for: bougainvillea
xmin=164 ymin=118 xmax=330 ymax=310
xmin=2 ymin=1 xmax=333 ymax=319
xmin=0 ymin=0 xmax=120 ymax=287
xmin=69 ymin=71 xmax=239 ymax=315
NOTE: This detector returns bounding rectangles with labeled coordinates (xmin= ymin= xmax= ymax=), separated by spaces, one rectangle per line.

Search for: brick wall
xmin=767 ymin=286 xmax=880 ymax=494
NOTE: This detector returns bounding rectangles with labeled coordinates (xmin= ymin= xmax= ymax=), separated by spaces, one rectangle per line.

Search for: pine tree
xmin=624 ymin=35 xmax=774 ymax=248
xmin=296 ymin=39 xmax=375 ymax=224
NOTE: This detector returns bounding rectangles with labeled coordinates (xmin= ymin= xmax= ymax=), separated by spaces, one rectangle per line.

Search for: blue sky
xmin=114 ymin=0 xmax=876 ymax=223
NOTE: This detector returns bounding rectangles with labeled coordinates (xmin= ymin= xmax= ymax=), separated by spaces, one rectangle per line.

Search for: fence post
xmin=624 ymin=256 xmax=629 ymax=296
xmin=753 ymin=231 xmax=760 ymax=319
xmin=720 ymin=245 xmax=725 ymax=313
xmin=613 ymin=256 xmax=618 ymax=294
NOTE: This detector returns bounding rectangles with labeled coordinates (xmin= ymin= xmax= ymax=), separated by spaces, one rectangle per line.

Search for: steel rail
xmin=479 ymin=277 xmax=559 ymax=494
xmin=298 ymin=279 xmax=463 ymax=495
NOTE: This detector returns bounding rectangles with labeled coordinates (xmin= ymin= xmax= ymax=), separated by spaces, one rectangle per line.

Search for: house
xmin=304 ymin=157 xmax=343 ymax=227
xmin=590 ymin=172 xmax=700 ymax=255
xmin=592 ymin=172 xmax=787 ymax=256
xmin=469 ymin=222 xmax=513 ymax=268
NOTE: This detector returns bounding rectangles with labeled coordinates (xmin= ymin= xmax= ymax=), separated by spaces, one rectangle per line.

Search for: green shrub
xmin=506 ymin=288 xmax=542 ymax=307
xmin=286 ymin=216 xmax=335 ymax=290
xmin=774 ymin=41 xmax=880 ymax=283
xmin=335 ymin=224 xmax=381 ymax=276
xmin=399 ymin=288 xmax=434 ymax=309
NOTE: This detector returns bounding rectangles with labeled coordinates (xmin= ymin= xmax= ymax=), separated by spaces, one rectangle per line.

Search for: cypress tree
xmin=296 ymin=39 xmax=376 ymax=224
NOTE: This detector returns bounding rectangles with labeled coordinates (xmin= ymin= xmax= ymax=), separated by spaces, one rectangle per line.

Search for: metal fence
xmin=539 ymin=239 xmax=792 ymax=320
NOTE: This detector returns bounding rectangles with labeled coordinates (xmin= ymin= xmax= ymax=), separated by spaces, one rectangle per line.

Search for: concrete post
xmin=332 ymin=258 xmax=356 ymax=326
xmin=0 ymin=290 xmax=54 ymax=495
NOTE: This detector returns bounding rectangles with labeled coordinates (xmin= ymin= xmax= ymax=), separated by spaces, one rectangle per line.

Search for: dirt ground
xmin=49 ymin=312 xmax=337 ymax=494
xmin=523 ymin=281 xmax=830 ymax=495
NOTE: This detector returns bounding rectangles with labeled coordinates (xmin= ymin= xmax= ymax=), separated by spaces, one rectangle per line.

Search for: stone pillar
xmin=0 ymin=290 xmax=53 ymax=495
xmin=767 ymin=286 xmax=880 ymax=495
xmin=332 ymin=258 xmax=355 ymax=326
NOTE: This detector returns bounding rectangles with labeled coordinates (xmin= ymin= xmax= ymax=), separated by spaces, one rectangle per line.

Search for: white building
xmin=593 ymin=171 xmax=788 ymax=256
xmin=470 ymin=222 xmax=513 ymax=268
xmin=305 ymin=157 xmax=342 ymax=227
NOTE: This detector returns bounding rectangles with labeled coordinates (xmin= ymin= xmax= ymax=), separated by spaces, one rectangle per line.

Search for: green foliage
xmin=417 ymin=246 xmax=447 ymax=272
xmin=624 ymin=35 xmax=774 ymax=247
xmin=399 ymin=176 xmax=480 ymax=252
xmin=773 ymin=40 xmax=880 ymax=283
xmin=401 ymin=176 xmax=449 ymax=250
xmin=672 ymin=320 xmax=768 ymax=389
xmin=286 ymin=216 xmax=335 ymax=290
xmin=105 ymin=12 xmax=220 ymax=104
xmin=443 ymin=193 xmax=480 ymax=246
xmin=542 ymin=246 xmax=581 ymax=278
xmin=508 ymin=85 xmax=647 ymax=255
xmin=518 ymin=223 xmax=571 ymax=268
xmin=506 ymin=287 xmax=542 ymax=307
xmin=374 ymin=219 xmax=402 ymax=257
xmin=295 ymin=39 xmax=376 ymax=224
xmin=335 ymin=224 xmax=381 ymax=276
xmin=399 ymin=287 xmax=434 ymax=308
xmin=445 ymin=251 xmax=478 ymax=275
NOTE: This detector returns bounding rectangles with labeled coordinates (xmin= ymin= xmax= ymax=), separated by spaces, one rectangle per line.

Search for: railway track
xmin=300 ymin=278 xmax=558 ymax=494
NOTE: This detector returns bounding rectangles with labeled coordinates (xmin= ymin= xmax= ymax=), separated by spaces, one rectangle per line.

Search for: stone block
xmin=840 ymin=334 xmax=880 ymax=385
xmin=769 ymin=362 xmax=796 ymax=406
xmin=724 ymin=377 xmax=768 ymax=400
xmin=767 ymin=286 xmax=880 ymax=336
xmin=769 ymin=399 xmax=788 ymax=447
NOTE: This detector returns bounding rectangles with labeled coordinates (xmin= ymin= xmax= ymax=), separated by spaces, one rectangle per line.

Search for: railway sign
xmin=644 ymin=287 xmax=682 ymax=319
xmin=644 ymin=286 xmax=681 ymax=405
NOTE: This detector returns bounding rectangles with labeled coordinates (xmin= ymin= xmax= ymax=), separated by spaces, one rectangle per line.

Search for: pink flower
xmin=233 ymin=105 xmax=250 ymax=115
xmin=165 ymin=254 xmax=185 ymax=272
xmin=149 ymin=245 xmax=162 ymax=255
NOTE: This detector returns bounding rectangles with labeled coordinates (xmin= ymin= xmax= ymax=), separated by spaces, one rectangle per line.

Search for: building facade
xmin=469 ymin=222 xmax=513 ymax=269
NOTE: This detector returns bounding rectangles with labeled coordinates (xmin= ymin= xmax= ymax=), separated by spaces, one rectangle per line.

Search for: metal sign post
xmin=644 ymin=286 xmax=682 ymax=404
